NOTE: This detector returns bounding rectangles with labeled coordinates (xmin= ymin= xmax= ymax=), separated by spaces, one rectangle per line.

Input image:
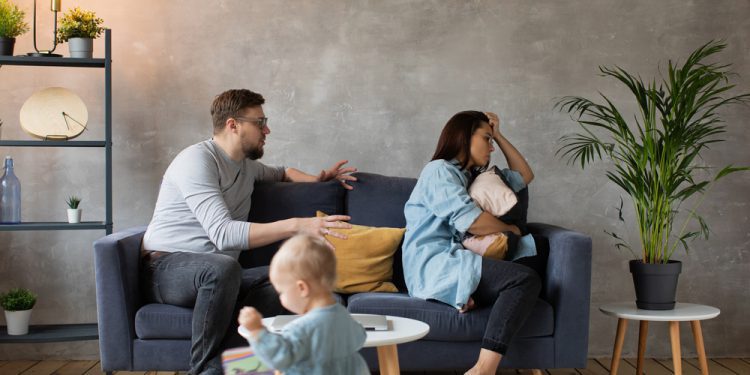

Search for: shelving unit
xmin=0 ymin=29 xmax=113 ymax=343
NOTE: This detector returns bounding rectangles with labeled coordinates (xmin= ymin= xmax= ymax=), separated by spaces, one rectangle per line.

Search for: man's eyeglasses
xmin=234 ymin=116 xmax=268 ymax=129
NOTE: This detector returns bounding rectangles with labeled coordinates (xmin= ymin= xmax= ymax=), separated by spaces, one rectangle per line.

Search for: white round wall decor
xmin=20 ymin=87 xmax=89 ymax=140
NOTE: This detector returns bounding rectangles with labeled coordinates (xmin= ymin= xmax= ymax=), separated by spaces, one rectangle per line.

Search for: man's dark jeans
xmin=140 ymin=251 xmax=284 ymax=375
xmin=473 ymin=258 xmax=542 ymax=355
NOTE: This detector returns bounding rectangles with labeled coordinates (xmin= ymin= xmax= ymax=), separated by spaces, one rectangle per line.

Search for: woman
xmin=402 ymin=111 xmax=541 ymax=375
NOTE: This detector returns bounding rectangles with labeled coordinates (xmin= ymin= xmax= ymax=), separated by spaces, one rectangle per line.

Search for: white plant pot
xmin=4 ymin=309 xmax=32 ymax=335
xmin=68 ymin=38 xmax=94 ymax=58
xmin=67 ymin=208 xmax=82 ymax=223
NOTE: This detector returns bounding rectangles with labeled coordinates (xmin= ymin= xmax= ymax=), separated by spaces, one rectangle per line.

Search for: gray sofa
xmin=93 ymin=172 xmax=592 ymax=373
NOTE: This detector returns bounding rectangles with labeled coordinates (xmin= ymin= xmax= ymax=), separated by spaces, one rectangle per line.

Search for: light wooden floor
xmin=0 ymin=358 xmax=749 ymax=374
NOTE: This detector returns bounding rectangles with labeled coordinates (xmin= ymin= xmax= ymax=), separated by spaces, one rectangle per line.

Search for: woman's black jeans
xmin=473 ymin=258 xmax=542 ymax=355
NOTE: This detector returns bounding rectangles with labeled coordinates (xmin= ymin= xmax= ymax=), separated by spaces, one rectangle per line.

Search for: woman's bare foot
xmin=459 ymin=297 xmax=476 ymax=313
xmin=464 ymin=349 xmax=502 ymax=375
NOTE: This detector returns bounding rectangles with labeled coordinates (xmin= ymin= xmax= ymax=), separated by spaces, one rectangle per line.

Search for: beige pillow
xmin=469 ymin=170 xmax=517 ymax=216
xmin=316 ymin=211 xmax=405 ymax=293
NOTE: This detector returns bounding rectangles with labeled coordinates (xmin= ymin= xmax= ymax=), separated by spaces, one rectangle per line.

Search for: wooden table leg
xmin=610 ymin=318 xmax=628 ymax=375
xmin=377 ymin=344 xmax=400 ymax=375
xmin=691 ymin=320 xmax=709 ymax=375
xmin=637 ymin=320 xmax=648 ymax=375
xmin=669 ymin=321 xmax=682 ymax=375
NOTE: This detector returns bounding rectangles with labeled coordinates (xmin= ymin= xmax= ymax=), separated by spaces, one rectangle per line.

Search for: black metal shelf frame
xmin=0 ymin=140 xmax=107 ymax=147
xmin=0 ymin=29 xmax=113 ymax=343
xmin=0 ymin=324 xmax=98 ymax=343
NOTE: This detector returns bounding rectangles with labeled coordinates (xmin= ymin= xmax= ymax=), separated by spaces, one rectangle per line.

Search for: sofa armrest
xmin=527 ymin=222 xmax=592 ymax=368
xmin=93 ymin=226 xmax=147 ymax=371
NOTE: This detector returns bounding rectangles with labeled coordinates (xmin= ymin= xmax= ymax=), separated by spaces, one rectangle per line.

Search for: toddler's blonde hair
xmin=271 ymin=234 xmax=337 ymax=290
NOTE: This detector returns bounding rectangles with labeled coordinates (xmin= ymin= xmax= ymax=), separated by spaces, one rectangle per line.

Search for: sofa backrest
xmin=344 ymin=172 xmax=417 ymax=291
xmin=242 ymin=180 xmax=346 ymax=267
xmin=243 ymin=172 xmax=417 ymax=291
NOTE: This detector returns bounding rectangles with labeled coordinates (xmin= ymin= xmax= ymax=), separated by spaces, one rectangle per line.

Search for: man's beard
xmin=244 ymin=144 xmax=264 ymax=160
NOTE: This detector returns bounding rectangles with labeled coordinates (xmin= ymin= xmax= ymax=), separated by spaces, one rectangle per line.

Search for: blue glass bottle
xmin=0 ymin=156 xmax=21 ymax=223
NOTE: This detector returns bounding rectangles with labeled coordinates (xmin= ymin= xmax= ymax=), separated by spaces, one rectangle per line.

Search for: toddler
xmin=238 ymin=234 xmax=369 ymax=375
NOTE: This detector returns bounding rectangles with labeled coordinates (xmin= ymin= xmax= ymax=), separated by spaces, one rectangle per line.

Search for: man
xmin=141 ymin=89 xmax=356 ymax=375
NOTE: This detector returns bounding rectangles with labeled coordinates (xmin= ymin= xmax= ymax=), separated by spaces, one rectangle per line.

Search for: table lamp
xmin=27 ymin=0 xmax=62 ymax=57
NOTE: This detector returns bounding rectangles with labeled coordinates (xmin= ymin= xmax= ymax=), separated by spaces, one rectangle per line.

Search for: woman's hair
xmin=271 ymin=234 xmax=337 ymax=290
xmin=431 ymin=110 xmax=490 ymax=171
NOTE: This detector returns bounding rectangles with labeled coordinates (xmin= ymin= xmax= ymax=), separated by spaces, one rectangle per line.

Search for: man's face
xmin=234 ymin=106 xmax=269 ymax=160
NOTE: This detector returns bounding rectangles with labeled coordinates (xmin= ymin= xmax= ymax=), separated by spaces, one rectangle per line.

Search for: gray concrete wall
xmin=1 ymin=0 xmax=748 ymax=362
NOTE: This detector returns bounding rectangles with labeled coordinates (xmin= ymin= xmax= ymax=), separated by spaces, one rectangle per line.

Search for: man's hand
xmin=296 ymin=215 xmax=352 ymax=250
xmin=317 ymin=160 xmax=358 ymax=190
xmin=238 ymin=307 xmax=264 ymax=336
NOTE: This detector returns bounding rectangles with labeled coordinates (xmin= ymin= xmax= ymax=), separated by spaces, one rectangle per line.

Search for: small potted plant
xmin=66 ymin=195 xmax=82 ymax=223
xmin=0 ymin=0 xmax=29 ymax=56
xmin=56 ymin=7 xmax=104 ymax=58
xmin=0 ymin=287 xmax=37 ymax=335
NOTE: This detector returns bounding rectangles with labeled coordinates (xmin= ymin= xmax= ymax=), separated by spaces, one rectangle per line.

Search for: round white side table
xmin=360 ymin=315 xmax=430 ymax=375
xmin=600 ymin=302 xmax=720 ymax=375
xmin=259 ymin=314 xmax=430 ymax=375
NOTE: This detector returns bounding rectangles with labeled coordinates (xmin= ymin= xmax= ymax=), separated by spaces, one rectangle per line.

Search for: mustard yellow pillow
xmin=316 ymin=211 xmax=405 ymax=293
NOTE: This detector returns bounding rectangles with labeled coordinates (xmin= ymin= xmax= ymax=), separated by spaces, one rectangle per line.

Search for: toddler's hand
xmin=238 ymin=307 xmax=264 ymax=333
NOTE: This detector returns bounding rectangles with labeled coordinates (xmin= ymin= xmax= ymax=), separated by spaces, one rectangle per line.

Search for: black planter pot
xmin=629 ymin=259 xmax=682 ymax=310
xmin=0 ymin=37 xmax=16 ymax=56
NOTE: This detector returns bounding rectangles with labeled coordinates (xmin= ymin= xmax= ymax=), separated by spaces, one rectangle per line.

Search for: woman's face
xmin=468 ymin=122 xmax=495 ymax=169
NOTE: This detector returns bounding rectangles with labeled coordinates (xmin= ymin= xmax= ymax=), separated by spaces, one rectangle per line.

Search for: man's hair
xmin=431 ymin=110 xmax=490 ymax=171
xmin=271 ymin=235 xmax=337 ymax=290
xmin=210 ymin=89 xmax=265 ymax=134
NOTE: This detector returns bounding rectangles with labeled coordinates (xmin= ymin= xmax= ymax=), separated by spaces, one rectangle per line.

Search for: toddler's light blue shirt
xmin=247 ymin=303 xmax=369 ymax=375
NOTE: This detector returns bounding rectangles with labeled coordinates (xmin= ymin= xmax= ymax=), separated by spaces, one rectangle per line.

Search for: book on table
xmin=270 ymin=313 xmax=389 ymax=332
xmin=221 ymin=346 xmax=275 ymax=375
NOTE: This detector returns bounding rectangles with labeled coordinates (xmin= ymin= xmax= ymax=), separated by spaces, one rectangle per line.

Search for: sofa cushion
xmin=242 ymin=180 xmax=346 ymax=268
xmin=317 ymin=211 xmax=405 ymax=293
xmin=135 ymin=303 xmax=192 ymax=339
xmin=346 ymin=172 xmax=417 ymax=291
xmin=346 ymin=293 xmax=553 ymax=341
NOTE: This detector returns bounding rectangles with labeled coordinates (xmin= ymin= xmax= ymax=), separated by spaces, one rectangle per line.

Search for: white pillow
xmin=469 ymin=170 xmax=517 ymax=216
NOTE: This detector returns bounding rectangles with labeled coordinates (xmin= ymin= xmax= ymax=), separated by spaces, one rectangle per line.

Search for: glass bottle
xmin=0 ymin=156 xmax=21 ymax=223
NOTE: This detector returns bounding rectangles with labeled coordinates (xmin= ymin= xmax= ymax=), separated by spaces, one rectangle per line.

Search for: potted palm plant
xmin=1 ymin=287 xmax=37 ymax=335
xmin=56 ymin=7 xmax=104 ymax=58
xmin=556 ymin=41 xmax=749 ymax=310
xmin=0 ymin=0 xmax=29 ymax=56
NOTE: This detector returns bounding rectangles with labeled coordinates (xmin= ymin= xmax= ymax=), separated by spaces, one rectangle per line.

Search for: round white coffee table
xmin=600 ymin=302 xmax=720 ymax=375
xmin=259 ymin=314 xmax=429 ymax=375
xmin=360 ymin=315 xmax=430 ymax=375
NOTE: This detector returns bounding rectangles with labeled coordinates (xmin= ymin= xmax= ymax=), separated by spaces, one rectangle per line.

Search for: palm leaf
xmin=555 ymin=40 xmax=749 ymax=263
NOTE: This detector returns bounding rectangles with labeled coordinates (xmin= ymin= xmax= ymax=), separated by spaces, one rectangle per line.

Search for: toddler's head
xmin=269 ymin=234 xmax=337 ymax=314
